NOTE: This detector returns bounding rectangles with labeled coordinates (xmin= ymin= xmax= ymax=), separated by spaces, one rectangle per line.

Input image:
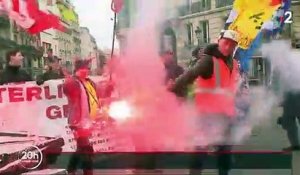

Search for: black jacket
xmin=282 ymin=92 xmax=300 ymax=113
xmin=36 ymin=69 xmax=64 ymax=85
xmin=172 ymin=44 xmax=234 ymax=97
xmin=164 ymin=62 xmax=184 ymax=83
xmin=0 ymin=65 xmax=32 ymax=85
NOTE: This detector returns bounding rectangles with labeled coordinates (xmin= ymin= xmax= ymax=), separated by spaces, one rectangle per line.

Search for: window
xmin=20 ymin=34 xmax=25 ymax=44
xmin=54 ymin=45 xmax=57 ymax=54
xmin=215 ymin=0 xmax=234 ymax=8
xmin=191 ymin=0 xmax=211 ymax=13
xmin=187 ymin=0 xmax=192 ymax=11
xmin=13 ymin=31 xmax=18 ymax=43
xmin=186 ymin=23 xmax=193 ymax=45
xmin=201 ymin=0 xmax=211 ymax=9
xmin=42 ymin=42 xmax=52 ymax=54
xmin=47 ymin=0 xmax=53 ymax=6
xmin=38 ymin=58 xmax=42 ymax=68
xmin=199 ymin=20 xmax=209 ymax=44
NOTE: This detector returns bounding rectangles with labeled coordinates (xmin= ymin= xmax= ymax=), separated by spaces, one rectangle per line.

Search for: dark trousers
xmin=189 ymin=146 xmax=232 ymax=175
xmin=190 ymin=115 xmax=233 ymax=175
xmin=134 ymin=153 xmax=158 ymax=169
xmin=67 ymin=136 xmax=94 ymax=175
xmin=216 ymin=145 xmax=232 ymax=175
xmin=281 ymin=106 xmax=300 ymax=147
xmin=131 ymin=133 xmax=158 ymax=169
xmin=280 ymin=93 xmax=300 ymax=147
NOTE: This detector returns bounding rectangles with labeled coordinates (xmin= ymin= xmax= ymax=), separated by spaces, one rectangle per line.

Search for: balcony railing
xmin=215 ymin=0 xmax=234 ymax=8
xmin=178 ymin=1 xmax=211 ymax=16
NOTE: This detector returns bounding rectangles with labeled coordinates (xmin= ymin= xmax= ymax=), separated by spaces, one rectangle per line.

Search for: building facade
xmin=177 ymin=0 xmax=300 ymax=84
xmin=0 ymin=16 xmax=43 ymax=77
xmin=0 ymin=0 xmax=104 ymax=77
xmin=117 ymin=0 xmax=300 ymax=84
xmin=0 ymin=16 xmax=13 ymax=71
xmin=38 ymin=0 xmax=81 ymax=72
xmin=80 ymin=27 xmax=99 ymax=74
xmin=116 ymin=0 xmax=183 ymax=62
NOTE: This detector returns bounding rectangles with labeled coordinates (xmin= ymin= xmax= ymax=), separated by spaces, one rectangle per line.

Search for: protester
xmin=172 ymin=30 xmax=240 ymax=175
xmin=64 ymin=59 xmax=100 ymax=175
xmin=188 ymin=46 xmax=206 ymax=68
xmin=36 ymin=56 xmax=64 ymax=85
xmin=0 ymin=49 xmax=32 ymax=85
xmin=46 ymin=48 xmax=54 ymax=61
xmin=161 ymin=51 xmax=184 ymax=83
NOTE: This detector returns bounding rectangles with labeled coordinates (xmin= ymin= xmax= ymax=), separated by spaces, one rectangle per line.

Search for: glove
xmin=36 ymin=79 xmax=45 ymax=85
xmin=36 ymin=75 xmax=45 ymax=85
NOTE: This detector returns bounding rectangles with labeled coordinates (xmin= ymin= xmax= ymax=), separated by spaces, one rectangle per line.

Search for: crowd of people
xmin=0 ymin=29 xmax=299 ymax=175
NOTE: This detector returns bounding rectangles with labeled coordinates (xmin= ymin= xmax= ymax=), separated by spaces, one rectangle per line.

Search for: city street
xmin=50 ymin=107 xmax=298 ymax=175
xmin=1 ymin=0 xmax=300 ymax=175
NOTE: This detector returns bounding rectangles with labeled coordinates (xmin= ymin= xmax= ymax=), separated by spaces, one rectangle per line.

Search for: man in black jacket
xmin=0 ymin=49 xmax=32 ymax=85
xmin=36 ymin=56 xmax=64 ymax=85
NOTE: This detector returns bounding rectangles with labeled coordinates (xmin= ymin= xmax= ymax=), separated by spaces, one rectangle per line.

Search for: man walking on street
xmin=64 ymin=59 xmax=102 ymax=175
xmin=172 ymin=30 xmax=240 ymax=175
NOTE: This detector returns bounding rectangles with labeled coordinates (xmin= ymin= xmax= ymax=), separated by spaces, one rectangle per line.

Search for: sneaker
xmin=282 ymin=146 xmax=300 ymax=152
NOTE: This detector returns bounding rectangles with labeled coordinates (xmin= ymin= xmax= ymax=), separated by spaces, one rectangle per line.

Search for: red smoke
xmin=106 ymin=25 xmax=198 ymax=152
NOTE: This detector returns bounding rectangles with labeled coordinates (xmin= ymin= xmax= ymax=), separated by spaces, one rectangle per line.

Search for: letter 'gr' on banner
xmin=0 ymin=77 xmax=134 ymax=152
xmin=229 ymin=0 xmax=281 ymax=49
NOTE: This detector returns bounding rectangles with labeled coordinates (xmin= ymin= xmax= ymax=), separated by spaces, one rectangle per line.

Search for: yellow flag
xmin=229 ymin=0 xmax=280 ymax=49
xmin=57 ymin=4 xmax=78 ymax=23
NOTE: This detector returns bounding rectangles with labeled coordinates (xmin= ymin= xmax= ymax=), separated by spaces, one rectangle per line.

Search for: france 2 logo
xmin=284 ymin=11 xmax=293 ymax=24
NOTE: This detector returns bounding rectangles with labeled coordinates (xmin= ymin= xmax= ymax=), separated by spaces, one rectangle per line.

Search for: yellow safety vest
xmin=83 ymin=80 xmax=99 ymax=120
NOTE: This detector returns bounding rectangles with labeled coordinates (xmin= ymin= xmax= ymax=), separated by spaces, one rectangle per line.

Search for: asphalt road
xmin=46 ymin=107 xmax=299 ymax=175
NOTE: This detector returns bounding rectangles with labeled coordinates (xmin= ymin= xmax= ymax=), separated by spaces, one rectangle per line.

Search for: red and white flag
xmin=0 ymin=0 xmax=35 ymax=29
xmin=0 ymin=0 xmax=64 ymax=34
xmin=26 ymin=0 xmax=64 ymax=34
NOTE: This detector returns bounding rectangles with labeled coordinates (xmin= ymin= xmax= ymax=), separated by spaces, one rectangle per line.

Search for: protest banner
xmin=0 ymin=77 xmax=134 ymax=152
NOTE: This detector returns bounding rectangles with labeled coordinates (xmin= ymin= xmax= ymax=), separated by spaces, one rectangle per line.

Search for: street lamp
xmin=195 ymin=26 xmax=202 ymax=46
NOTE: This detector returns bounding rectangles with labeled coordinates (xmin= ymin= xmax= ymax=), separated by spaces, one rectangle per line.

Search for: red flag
xmin=270 ymin=0 xmax=282 ymax=6
xmin=8 ymin=0 xmax=35 ymax=29
xmin=26 ymin=0 xmax=64 ymax=34
xmin=12 ymin=0 xmax=19 ymax=12
xmin=111 ymin=0 xmax=123 ymax=13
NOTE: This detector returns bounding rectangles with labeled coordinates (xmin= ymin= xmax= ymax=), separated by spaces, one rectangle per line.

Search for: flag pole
xmin=111 ymin=12 xmax=117 ymax=58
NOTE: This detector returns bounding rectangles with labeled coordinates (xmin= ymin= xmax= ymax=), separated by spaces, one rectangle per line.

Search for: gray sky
xmin=73 ymin=0 xmax=117 ymax=50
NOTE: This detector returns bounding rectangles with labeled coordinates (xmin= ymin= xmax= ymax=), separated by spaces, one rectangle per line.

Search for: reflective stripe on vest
xmin=194 ymin=58 xmax=234 ymax=97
